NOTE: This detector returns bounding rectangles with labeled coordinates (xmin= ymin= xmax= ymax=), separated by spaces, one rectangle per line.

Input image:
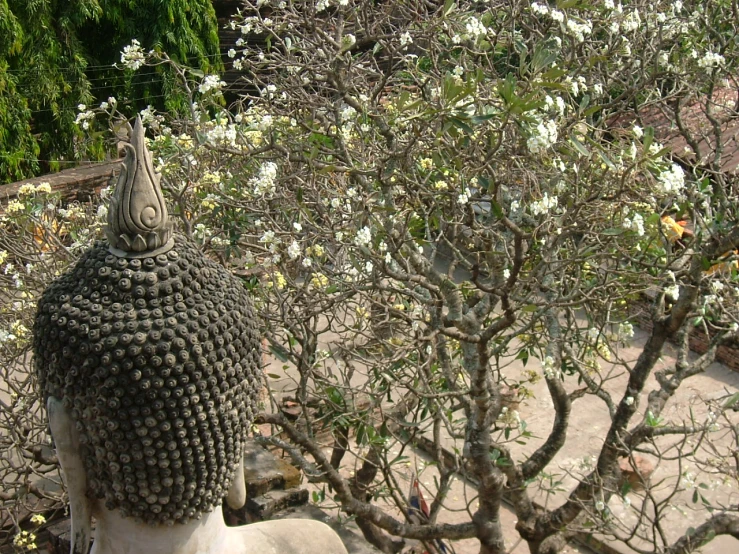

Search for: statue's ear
xmin=226 ymin=455 xmax=246 ymax=510
xmin=47 ymin=397 xmax=92 ymax=554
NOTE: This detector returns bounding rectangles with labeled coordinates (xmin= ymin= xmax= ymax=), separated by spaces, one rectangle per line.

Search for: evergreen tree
xmin=0 ymin=0 xmax=221 ymax=184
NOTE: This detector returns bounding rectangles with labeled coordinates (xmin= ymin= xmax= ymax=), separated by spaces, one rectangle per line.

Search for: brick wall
xmin=630 ymin=294 xmax=739 ymax=372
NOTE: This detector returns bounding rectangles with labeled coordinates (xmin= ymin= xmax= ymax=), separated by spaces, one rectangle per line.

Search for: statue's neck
xmin=90 ymin=504 xmax=229 ymax=554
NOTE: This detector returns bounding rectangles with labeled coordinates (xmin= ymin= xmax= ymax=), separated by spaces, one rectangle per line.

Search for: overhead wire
xmin=1 ymin=50 xmax=229 ymax=75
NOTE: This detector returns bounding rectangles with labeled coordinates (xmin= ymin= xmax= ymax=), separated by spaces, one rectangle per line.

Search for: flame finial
xmin=105 ymin=116 xmax=173 ymax=257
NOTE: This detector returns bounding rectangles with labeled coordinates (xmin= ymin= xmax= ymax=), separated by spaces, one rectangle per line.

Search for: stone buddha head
xmin=33 ymin=117 xmax=262 ymax=543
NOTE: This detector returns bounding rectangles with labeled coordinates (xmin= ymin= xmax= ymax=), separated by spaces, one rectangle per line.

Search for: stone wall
xmin=0 ymin=160 xmax=121 ymax=208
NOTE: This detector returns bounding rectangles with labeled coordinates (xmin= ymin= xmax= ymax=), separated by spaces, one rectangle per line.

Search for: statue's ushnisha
xmin=33 ymin=118 xmax=347 ymax=554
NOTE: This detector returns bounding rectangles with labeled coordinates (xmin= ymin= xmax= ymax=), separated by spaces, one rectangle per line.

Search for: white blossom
xmin=565 ymin=19 xmax=592 ymax=42
xmin=665 ymin=283 xmax=680 ymax=301
xmin=354 ymin=226 xmax=372 ymax=246
xmin=697 ymin=51 xmax=725 ymax=73
xmin=120 ymin=39 xmax=145 ymax=70
xmin=542 ymin=355 xmax=560 ymax=379
xmin=251 ymin=162 xmax=279 ymax=196
xmin=465 ymin=17 xmax=487 ymax=39
xmin=657 ymin=163 xmax=685 ymax=194
xmin=618 ymin=322 xmax=635 ymax=340
xmin=527 ymin=118 xmax=558 ymax=153
xmin=199 ymin=75 xmax=226 ymax=95
xmin=623 ymin=212 xmax=645 ymax=236
xmin=287 ymin=240 xmax=301 ymax=260
xmin=621 ymin=10 xmax=642 ymax=33
xmin=400 ymin=32 xmax=413 ymax=47
xmin=530 ymin=193 xmax=558 ymax=216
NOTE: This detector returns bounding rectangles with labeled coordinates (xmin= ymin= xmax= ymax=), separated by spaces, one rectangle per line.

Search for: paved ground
xmin=265 ymin=321 xmax=739 ymax=554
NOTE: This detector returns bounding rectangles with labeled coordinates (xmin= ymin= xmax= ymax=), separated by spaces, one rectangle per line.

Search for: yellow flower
xmin=30 ymin=514 xmax=46 ymax=525
xmin=18 ymin=184 xmax=36 ymax=196
xmin=6 ymin=200 xmax=24 ymax=214
xmin=434 ymin=180 xmax=448 ymax=191
xmin=310 ymin=273 xmax=329 ymax=288
xmin=267 ymin=271 xmax=286 ymax=290
xmin=200 ymin=172 xmax=222 ymax=186
xmin=0 ymin=250 xmax=7 ymax=264
xmin=177 ymin=134 xmax=194 ymax=148
xmin=35 ymin=182 xmax=52 ymax=194
xmin=419 ymin=158 xmax=433 ymax=171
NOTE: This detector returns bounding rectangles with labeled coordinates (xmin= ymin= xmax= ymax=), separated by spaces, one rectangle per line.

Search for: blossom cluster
xmin=250 ymin=162 xmax=279 ymax=196
xmin=198 ymin=75 xmax=227 ymax=95
xmin=657 ymin=163 xmax=685 ymax=194
xmin=120 ymin=38 xmax=146 ymax=70
xmin=527 ymin=119 xmax=559 ymax=154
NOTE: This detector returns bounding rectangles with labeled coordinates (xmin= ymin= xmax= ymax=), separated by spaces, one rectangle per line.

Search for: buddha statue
xmin=33 ymin=117 xmax=348 ymax=554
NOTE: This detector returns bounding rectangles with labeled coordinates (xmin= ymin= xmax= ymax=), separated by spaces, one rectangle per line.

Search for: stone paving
xmin=264 ymin=321 xmax=739 ymax=554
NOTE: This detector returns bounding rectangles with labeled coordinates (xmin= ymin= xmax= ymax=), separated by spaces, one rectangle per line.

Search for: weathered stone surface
xmin=246 ymin=489 xmax=310 ymax=521
xmin=45 ymin=518 xmax=94 ymax=554
xmin=275 ymin=505 xmax=383 ymax=554
xmin=33 ymin=234 xmax=263 ymax=525
xmin=243 ymin=439 xmax=302 ymax=498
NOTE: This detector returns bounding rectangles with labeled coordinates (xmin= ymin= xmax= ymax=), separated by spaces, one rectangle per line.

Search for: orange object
xmin=660 ymin=215 xmax=684 ymax=242
xmin=705 ymin=249 xmax=739 ymax=276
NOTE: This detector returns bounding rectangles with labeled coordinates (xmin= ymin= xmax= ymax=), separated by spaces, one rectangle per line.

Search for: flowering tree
xmin=3 ymin=1 xmax=739 ymax=553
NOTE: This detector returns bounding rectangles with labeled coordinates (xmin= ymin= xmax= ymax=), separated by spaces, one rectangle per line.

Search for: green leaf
xmin=449 ymin=116 xmax=473 ymax=134
xmin=269 ymin=344 xmax=289 ymax=362
xmin=266 ymin=373 xmax=281 ymax=379
xmin=470 ymin=113 xmax=496 ymax=125
xmin=722 ymin=392 xmax=739 ymax=410
xmin=495 ymin=456 xmax=512 ymax=467
xmin=325 ymin=385 xmax=346 ymax=408
xmin=530 ymin=40 xmax=559 ymax=74
xmin=642 ymin=126 xmax=654 ymax=152
xmin=598 ymin=150 xmax=617 ymax=171
xmin=498 ymin=73 xmax=517 ymax=105
xmin=489 ymin=199 xmax=504 ymax=219
xmin=570 ymin=133 xmax=590 ymax=157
